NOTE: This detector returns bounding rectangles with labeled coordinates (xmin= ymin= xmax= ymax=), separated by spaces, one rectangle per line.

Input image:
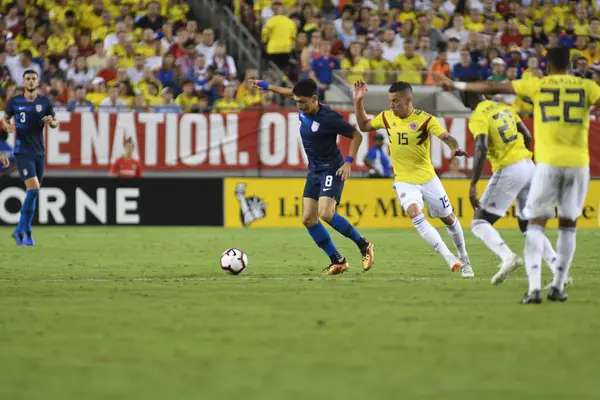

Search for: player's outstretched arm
xmin=517 ymin=121 xmax=532 ymax=149
xmin=438 ymin=132 xmax=468 ymax=158
xmin=353 ymin=80 xmax=374 ymax=132
xmin=248 ymin=79 xmax=294 ymax=99
xmin=438 ymin=77 xmax=516 ymax=95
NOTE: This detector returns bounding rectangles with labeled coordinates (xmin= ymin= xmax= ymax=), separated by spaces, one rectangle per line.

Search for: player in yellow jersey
xmin=441 ymin=47 xmax=600 ymax=303
xmin=468 ymin=99 xmax=560 ymax=285
xmin=353 ymin=80 xmax=473 ymax=277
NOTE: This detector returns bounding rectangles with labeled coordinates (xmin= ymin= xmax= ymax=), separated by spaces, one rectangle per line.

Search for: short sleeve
xmin=425 ymin=116 xmax=446 ymax=137
xmin=328 ymin=113 xmax=355 ymax=138
xmin=513 ymin=110 xmax=522 ymax=124
xmin=468 ymin=107 xmax=489 ymax=138
xmin=585 ymin=79 xmax=600 ymax=106
xmin=512 ymin=78 xmax=540 ymax=100
xmin=370 ymin=111 xmax=387 ymax=130
xmin=4 ymin=97 xmax=14 ymax=118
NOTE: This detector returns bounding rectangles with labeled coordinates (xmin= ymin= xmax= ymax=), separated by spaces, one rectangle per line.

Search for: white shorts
xmin=480 ymin=158 xmax=535 ymax=219
xmin=524 ymin=162 xmax=590 ymax=220
xmin=393 ymin=176 xmax=452 ymax=218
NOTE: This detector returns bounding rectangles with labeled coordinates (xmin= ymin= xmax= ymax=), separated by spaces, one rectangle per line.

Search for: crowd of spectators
xmin=243 ymin=0 xmax=600 ymax=114
xmin=0 ymin=0 xmax=276 ymax=114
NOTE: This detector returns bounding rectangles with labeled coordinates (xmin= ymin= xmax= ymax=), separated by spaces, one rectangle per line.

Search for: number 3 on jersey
xmin=18 ymin=112 xmax=26 ymax=123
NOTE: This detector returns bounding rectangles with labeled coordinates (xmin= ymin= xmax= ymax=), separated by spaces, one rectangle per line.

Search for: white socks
xmin=445 ymin=217 xmax=469 ymax=260
xmin=551 ymin=227 xmax=576 ymax=290
xmin=412 ymin=215 xmax=454 ymax=259
xmin=524 ymin=225 xmax=545 ymax=294
xmin=471 ymin=219 xmax=514 ymax=262
xmin=542 ymin=235 xmax=558 ymax=274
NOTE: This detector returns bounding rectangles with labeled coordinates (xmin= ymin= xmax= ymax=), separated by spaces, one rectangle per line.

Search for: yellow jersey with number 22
xmin=468 ymin=100 xmax=532 ymax=173
xmin=370 ymin=109 xmax=446 ymax=184
xmin=512 ymin=75 xmax=600 ymax=168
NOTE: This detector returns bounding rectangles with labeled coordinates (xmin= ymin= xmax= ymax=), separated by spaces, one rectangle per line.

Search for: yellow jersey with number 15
xmin=511 ymin=75 xmax=600 ymax=168
xmin=370 ymin=109 xmax=446 ymax=184
xmin=468 ymin=100 xmax=532 ymax=173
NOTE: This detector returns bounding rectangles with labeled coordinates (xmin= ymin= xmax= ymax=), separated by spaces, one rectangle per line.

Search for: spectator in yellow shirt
xmin=465 ymin=8 xmax=485 ymax=32
xmin=341 ymin=42 xmax=371 ymax=84
xmin=370 ymin=46 xmax=393 ymax=84
xmin=47 ymin=23 xmax=75 ymax=57
xmin=394 ymin=39 xmax=427 ymax=85
xmin=399 ymin=0 xmax=416 ymax=24
xmin=80 ymin=0 xmax=105 ymax=31
xmin=261 ymin=1 xmax=296 ymax=72
xmin=86 ymin=77 xmax=108 ymax=106
xmin=570 ymin=35 xmax=590 ymax=64
xmin=574 ymin=7 xmax=589 ymax=35
xmin=176 ymin=81 xmax=201 ymax=112
xmin=236 ymin=69 xmax=262 ymax=108
xmin=136 ymin=29 xmax=156 ymax=58
xmin=212 ymin=86 xmax=242 ymax=114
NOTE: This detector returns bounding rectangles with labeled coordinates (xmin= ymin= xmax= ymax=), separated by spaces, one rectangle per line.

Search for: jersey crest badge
xmin=409 ymin=122 xmax=418 ymax=130
xmin=36 ymin=104 xmax=42 ymax=113
xmin=311 ymin=121 xmax=320 ymax=132
xmin=235 ymin=183 xmax=266 ymax=227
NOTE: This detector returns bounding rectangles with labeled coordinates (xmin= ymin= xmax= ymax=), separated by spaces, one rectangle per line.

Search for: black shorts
xmin=303 ymin=170 xmax=344 ymax=204
xmin=15 ymin=153 xmax=44 ymax=183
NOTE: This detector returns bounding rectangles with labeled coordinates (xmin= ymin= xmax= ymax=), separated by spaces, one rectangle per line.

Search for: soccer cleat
xmin=460 ymin=261 xmax=475 ymax=278
xmin=520 ymin=290 xmax=542 ymax=304
xmin=445 ymin=255 xmax=462 ymax=272
xmin=491 ymin=253 xmax=523 ymax=285
xmin=361 ymin=241 xmax=375 ymax=272
xmin=12 ymin=231 xmax=24 ymax=246
xmin=22 ymin=233 xmax=35 ymax=246
xmin=547 ymin=287 xmax=568 ymax=302
xmin=323 ymin=260 xmax=349 ymax=276
xmin=544 ymin=276 xmax=573 ymax=290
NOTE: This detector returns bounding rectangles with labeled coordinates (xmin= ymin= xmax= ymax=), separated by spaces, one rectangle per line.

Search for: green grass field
xmin=1 ymin=227 xmax=599 ymax=400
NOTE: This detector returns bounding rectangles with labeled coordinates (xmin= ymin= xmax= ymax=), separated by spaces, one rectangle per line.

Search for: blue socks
xmin=16 ymin=189 xmax=38 ymax=234
xmin=326 ymin=213 xmax=362 ymax=242
xmin=307 ymin=221 xmax=344 ymax=264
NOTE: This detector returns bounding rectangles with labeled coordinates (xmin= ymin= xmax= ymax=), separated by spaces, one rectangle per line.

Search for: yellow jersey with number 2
xmin=468 ymin=100 xmax=532 ymax=173
xmin=370 ymin=109 xmax=445 ymax=184
xmin=512 ymin=75 xmax=600 ymax=168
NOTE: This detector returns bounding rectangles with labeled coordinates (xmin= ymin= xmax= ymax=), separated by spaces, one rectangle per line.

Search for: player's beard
xmin=25 ymin=85 xmax=37 ymax=93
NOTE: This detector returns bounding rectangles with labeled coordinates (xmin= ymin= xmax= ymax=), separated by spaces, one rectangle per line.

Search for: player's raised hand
xmin=0 ymin=154 xmax=9 ymax=168
xmin=451 ymin=147 xmax=469 ymax=158
xmin=469 ymin=185 xmax=480 ymax=209
xmin=249 ymin=79 xmax=269 ymax=91
xmin=336 ymin=162 xmax=351 ymax=181
xmin=438 ymin=76 xmax=455 ymax=91
xmin=353 ymin=79 xmax=368 ymax=101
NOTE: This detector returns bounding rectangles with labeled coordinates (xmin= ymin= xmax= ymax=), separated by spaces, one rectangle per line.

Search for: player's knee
xmin=302 ymin=214 xmax=318 ymax=227
xmin=318 ymin=208 xmax=335 ymax=222
xmin=440 ymin=214 xmax=456 ymax=226
xmin=406 ymin=203 xmax=422 ymax=219
xmin=558 ymin=218 xmax=577 ymax=228
xmin=474 ymin=209 xmax=500 ymax=226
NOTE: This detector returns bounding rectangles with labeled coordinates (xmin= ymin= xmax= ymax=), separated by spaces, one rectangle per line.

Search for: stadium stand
xmin=2 ymin=0 xmax=600 ymax=116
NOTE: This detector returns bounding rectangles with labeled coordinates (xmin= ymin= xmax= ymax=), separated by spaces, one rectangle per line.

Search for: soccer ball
xmin=220 ymin=248 xmax=248 ymax=275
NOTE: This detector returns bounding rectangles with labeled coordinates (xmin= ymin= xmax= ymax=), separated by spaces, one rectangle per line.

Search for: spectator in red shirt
xmin=109 ymin=137 xmax=143 ymax=178
xmin=501 ymin=18 xmax=522 ymax=48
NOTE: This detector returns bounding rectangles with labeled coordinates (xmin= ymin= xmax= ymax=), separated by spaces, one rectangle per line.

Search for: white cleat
xmin=491 ymin=253 xmax=523 ymax=285
xmin=445 ymin=255 xmax=463 ymax=272
xmin=460 ymin=258 xmax=474 ymax=278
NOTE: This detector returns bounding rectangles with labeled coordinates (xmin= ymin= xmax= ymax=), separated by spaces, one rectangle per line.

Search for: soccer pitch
xmin=1 ymin=227 xmax=599 ymax=400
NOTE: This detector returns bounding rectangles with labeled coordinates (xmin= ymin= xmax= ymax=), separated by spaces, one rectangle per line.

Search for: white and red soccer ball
xmin=220 ymin=248 xmax=248 ymax=275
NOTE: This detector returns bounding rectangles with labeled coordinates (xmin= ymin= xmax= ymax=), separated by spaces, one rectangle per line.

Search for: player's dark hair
xmin=22 ymin=69 xmax=38 ymax=78
xmin=547 ymin=47 xmax=570 ymax=71
xmin=389 ymin=81 xmax=413 ymax=93
xmin=292 ymin=79 xmax=318 ymax=97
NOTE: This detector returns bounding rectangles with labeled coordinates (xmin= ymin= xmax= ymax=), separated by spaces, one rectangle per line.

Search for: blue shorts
xmin=15 ymin=153 xmax=44 ymax=183
xmin=303 ymin=170 xmax=344 ymax=204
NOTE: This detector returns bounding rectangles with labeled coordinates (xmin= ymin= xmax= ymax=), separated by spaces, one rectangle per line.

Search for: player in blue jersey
xmin=250 ymin=78 xmax=374 ymax=275
xmin=2 ymin=70 xmax=57 ymax=246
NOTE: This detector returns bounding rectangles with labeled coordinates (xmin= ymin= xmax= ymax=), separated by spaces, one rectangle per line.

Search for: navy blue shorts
xmin=15 ymin=153 xmax=44 ymax=183
xmin=303 ymin=170 xmax=344 ymax=204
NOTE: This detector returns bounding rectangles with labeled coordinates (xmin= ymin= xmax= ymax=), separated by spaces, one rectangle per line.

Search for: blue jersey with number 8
xmin=5 ymin=95 xmax=55 ymax=156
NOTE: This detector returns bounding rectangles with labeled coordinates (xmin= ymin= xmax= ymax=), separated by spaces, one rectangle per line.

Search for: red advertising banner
xmin=5 ymin=110 xmax=600 ymax=175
